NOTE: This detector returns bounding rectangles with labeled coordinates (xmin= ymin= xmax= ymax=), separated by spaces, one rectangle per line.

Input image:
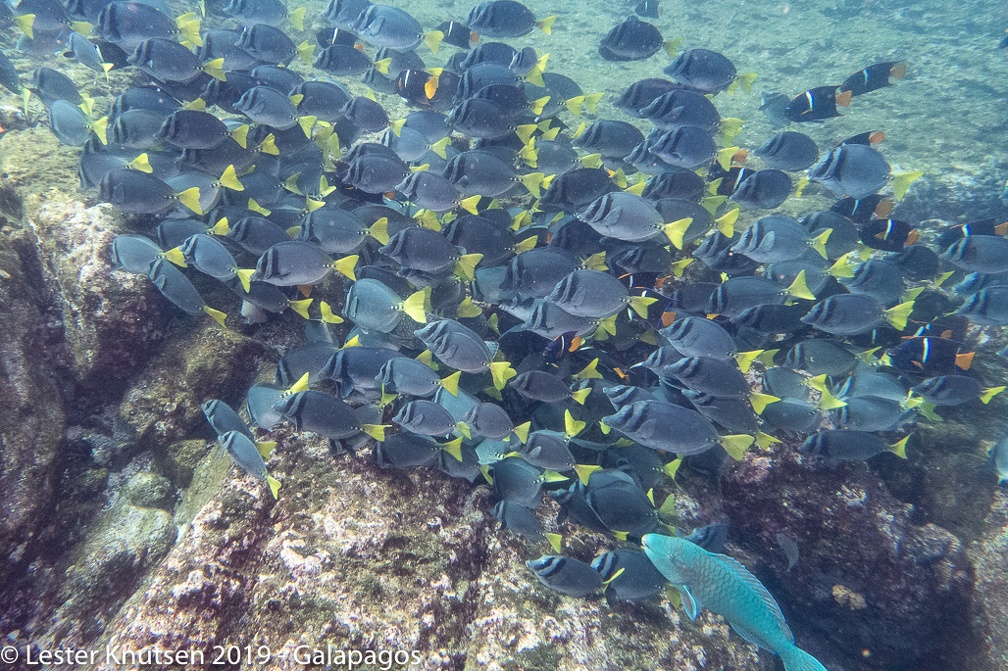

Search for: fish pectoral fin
xmin=678 ymin=585 xmax=700 ymax=620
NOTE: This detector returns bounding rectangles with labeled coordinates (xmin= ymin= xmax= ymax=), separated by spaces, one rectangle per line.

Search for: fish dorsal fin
xmin=712 ymin=552 xmax=793 ymax=643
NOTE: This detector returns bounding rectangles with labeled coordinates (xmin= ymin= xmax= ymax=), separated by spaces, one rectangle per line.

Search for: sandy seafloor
xmin=1 ymin=1 xmax=1008 ymax=670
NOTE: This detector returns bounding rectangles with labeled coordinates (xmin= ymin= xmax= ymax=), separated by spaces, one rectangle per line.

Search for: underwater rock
xmin=0 ymin=234 xmax=67 ymax=577
xmin=31 ymin=479 xmax=177 ymax=646
xmin=25 ymin=190 xmax=165 ymax=397
xmin=720 ymin=447 xmax=974 ymax=670
xmin=76 ymin=432 xmax=759 ymax=670
xmin=969 ymin=489 xmax=1008 ymax=669
xmin=116 ymin=325 xmax=270 ymax=453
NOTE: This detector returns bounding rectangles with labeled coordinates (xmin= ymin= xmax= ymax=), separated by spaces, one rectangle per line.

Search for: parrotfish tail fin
xmin=794 ymin=174 xmax=809 ymax=198
xmin=298 ymin=114 xmax=317 ymax=138
xmin=718 ymin=117 xmax=744 ymax=145
xmin=488 ymin=361 xmax=516 ymax=390
xmin=17 ymin=13 xmax=36 ymax=40
xmin=454 ymin=252 xmax=482 ymax=280
xmin=510 ymin=420 xmax=531 ymax=445
xmin=361 ymin=424 xmax=388 ymax=441
xmin=320 ymin=300 xmax=343 ymax=324
xmin=289 ymin=6 xmax=306 ymax=31
xmin=568 ymin=386 xmax=591 ymax=405
xmin=734 ymin=349 xmax=763 ymax=374
xmin=810 ymin=228 xmax=832 ymax=259
xmin=177 ymin=187 xmax=203 ymax=214
xmin=537 ymin=15 xmax=557 ymax=35
xmin=333 ymin=254 xmax=358 ymax=280
xmin=128 ymin=153 xmax=153 ymax=173
xmin=564 ymin=409 xmax=586 ymax=438
xmin=827 ymin=255 xmax=855 ymax=278
xmin=574 ymin=463 xmax=599 ymax=486
xmin=266 ymin=474 xmax=281 ymax=500
xmin=424 ymin=30 xmax=444 ymax=54
xmin=891 ymin=170 xmax=924 ymax=200
xmin=368 ymin=217 xmax=390 ymax=245
xmin=716 ymin=146 xmax=740 ymax=172
xmin=756 ymin=431 xmax=781 ymax=450
xmin=400 ymin=289 xmax=428 ymax=324
xmin=455 ymin=420 xmax=472 ymax=440
xmin=204 ymin=306 xmax=227 ymax=328
xmin=161 ymin=246 xmax=187 ymax=268
xmin=219 ymin=164 xmax=244 ymax=191
xmin=440 ymin=370 xmax=461 ymax=396
xmin=544 ymin=532 xmax=562 ymax=554
xmin=786 ymin=269 xmax=816 ymax=301
xmin=255 ymin=440 xmax=277 ymax=459
xmin=883 ymin=300 xmax=915 ymax=330
xmin=780 ymin=645 xmax=829 ymax=671
xmin=749 ymin=392 xmax=780 ymax=415
xmin=90 ymin=115 xmax=108 ymax=144
xmin=288 ymin=298 xmax=312 ymax=319
xmin=980 ymin=386 xmax=1006 ymax=404
xmin=296 ymin=40 xmax=315 ymax=66
xmin=627 ymin=295 xmax=659 ymax=319
xmin=521 ymin=171 xmax=545 ymax=198
xmin=720 ymin=434 xmax=754 ymax=461
xmin=203 ymin=57 xmax=226 ymax=82
xmin=235 ymin=268 xmax=255 ymax=293
xmin=663 ymin=217 xmax=693 ymax=249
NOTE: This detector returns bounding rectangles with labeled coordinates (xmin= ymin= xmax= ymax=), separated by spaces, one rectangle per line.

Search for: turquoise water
xmin=0 ymin=1 xmax=1006 ymax=670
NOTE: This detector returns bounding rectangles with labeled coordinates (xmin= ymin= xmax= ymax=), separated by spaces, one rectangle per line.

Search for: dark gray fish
xmin=663 ymin=48 xmax=738 ymax=94
xmin=493 ymin=501 xmax=560 ymax=551
xmin=584 ymin=469 xmax=661 ymax=537
xmin=157 ymin=109 xmax=240 ymax=150
xmin=202 ymin=399 xmax=254 ymax=440
xmin=325 ymin=0 xmax=373 ymax=30
xmin=510 ymin=370 xmax=587 ymax=404
xmin=613 ymin=78 xmax=679 ymax=117
xmin=808 ymin=144 xmax=890 ymax=199
xmin=352 ymin=4 xmax=440 ymax=51
xmin=661 ymin=356 xmax=750 ymax=399
xmin=761 ymin=397 xmax=822 ymax=434
xmin=341 ymin=95 xmax=389 ymax=132
xmin=839 ymin=259 xmax=905 ymax=306
xmin=592 ymin=548 xmax=667 ymax=599
xmin=645 ymin=126 xmax=718 ymax=169
xmin=0 ymin=49 xmax=22 ymax=95
xmin=800 ymin=430 xmax=908 ymax=461
xmin=99 ymin=168 xmax=202 ymax=215
xmin=957 ymin=286 xmax=1008 ymax=326
xmin=754 ymin=131 xmax=819 ymax=171
xmin=912 ymin=375 xmax=1002 ymax=406
xmin=323 ymin=346 xmax=402 ymax=398
xmin=783 ymin=339 xmax=856 ymax=376
xmin=414 ymin=319 xmax=514 ymax=388
xmin=219 ymin=430 xmax=281 ymax=498
xmin=941 ymin=236 xmax=1008 ymax=274
xmin=801 ymin=293 xmax=912 ymax=336
xmin=291 ymin=80 xmax=352 ymax=122
xmin=48 ymin=99 xmax=105 ymax=146
xmin=730 ymin=169 xmax=792 ymax=209
xmin=110 ymin=233 xmax=164 ymax=274
xmin=111 ymin=108 xmax=168 ymax=148
xmin=833 ymin=396 xmax=913 ymax=431
xmin=641 ymin=89 xmax=720 ymax=132
xmin=730 ymin=215 xmax=829 ymax=263
xmin=128 ymin=38 xmax=223 ymax=83
xmin=527 ymin=555 xmax=601 ymax=597
xmin=254 ymin=240 xmax=357 ymax=286
xmin=236 ymin=22 xmax=309 ymax=66
xmin=147 ymin=258 xmax=226 ymax=326
xmin=579 ymin=191 xmax=674 ymax=243
xmin=344 ymin=278 xmax=426 ymax=333
xmin=683 ymin=390 xmax=759 ymax=433
xmin=602 ymin=400 xmax=752 ymax=458
xmin=598 ymin=15 xmax=668 ymax=62
xmin=225 ymin=215 xmax=291 ymax=256
xmin=375 ymin=432 xmax=441 ymax=469
xmin=462 ymin=402 xmax=521 ymax=440
xmin=573 ymin=120 xmax=645 ymax=159
xmin=33 ymin=66 xmax=81 ymax=106
xmin=467 ymin=0 xmax=555 ymax=39
xmin=381 ymin=227 xmax=479 ymax=275
xmin=235 ymin=86 xmax=311 ymax=133
xmin=776 ymin=532 xmax=800 ymax=572
xmin=448 ymin=97 xmax=517 ymax=139
xmin=546 ymin=269 xmax=654 ymax=319
xmin=342 ymin=152 xmax=410 ymax=194
xmin=492 ymin=456 xmax=549 ymax=505
xmin=176 ymin=233 xmax=251 ymax=288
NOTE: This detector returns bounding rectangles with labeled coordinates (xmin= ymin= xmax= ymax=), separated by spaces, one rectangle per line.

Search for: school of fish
xmin=6 ymin=0 xmax=1008 ymax=668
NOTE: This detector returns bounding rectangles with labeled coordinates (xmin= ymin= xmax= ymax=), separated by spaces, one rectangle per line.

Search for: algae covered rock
xmin=0 ymin=234 xmax=67 ymax=576
xmin=25 ymin=190 xmax=165 ymax=395
xmin=719 ymin=448 xmax=974 ymax=671
xmin=968 ymin=489 xmax=1008 ymax=670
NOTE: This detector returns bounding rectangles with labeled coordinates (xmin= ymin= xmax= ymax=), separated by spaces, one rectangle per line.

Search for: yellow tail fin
xmin=361 ymin=424 xmax=388 ymax=441
xmin=204 ymin=306 xmax=227 ymax=328
xmin=883 ymin=301 xmax=915 ymax=330
xmin=720 ymin=434 xmax=754 ymax=461
xmin=786 ymin=269 xmax=816 ymax=301
xmin=570 ymin=387 xmax=591 ymax=405
xmin=892 ymin=170 xmax=923 ymax=200
xmin=537 ymin=15 xmax=556 ymax=35
xmin=234 ymin=268 xmax=254 ymax=293
xmin=332 ymin=255 xmax=358 ymax=281
xmin=810 ymin=228 xmax=832 ymax=259
xmin=400 ymin=289 xmax=428 ymax=323
xmin=266 ymin=474 xmax=281 ymax=499
xmin=454 ymin=252 xmax=482 ymax=280
xmin=663 ymin=218 xmax=693 ymax=249
xmin=176 ymin=187 xmax=203 ymax=214
xmin=440 ymin=370 xmax=461 ymax=396
xmin=488 ymin=361 xmax=516 ymax=390
xmin=288 ymin=298 xmax=312 ymax=319
xmin=749 ymin=392 xmax=780 ymax=415
xmin=888 ymin=435 xmax=910 ymax=459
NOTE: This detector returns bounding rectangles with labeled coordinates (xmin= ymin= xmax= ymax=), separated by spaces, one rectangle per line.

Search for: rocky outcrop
xmin=25 ymin=190 xmax=165 ymax=400
xmin=719 ymin=448 xmax=974 ymax=671
xmin=969 ymin=490 xmax=1008 ymax=670
xmin=0 ymin=232 xmax=67 ymax=579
